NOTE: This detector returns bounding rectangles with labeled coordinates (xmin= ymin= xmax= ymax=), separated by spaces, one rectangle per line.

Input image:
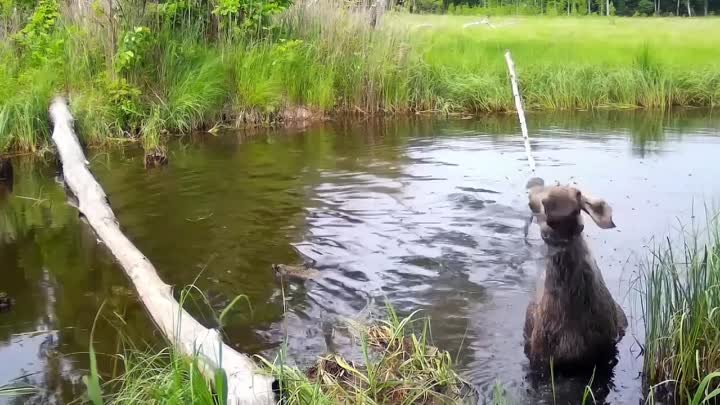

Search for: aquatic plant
xmin=83 ymin=344 xmax=225 ymax=405
xmin=638 ymin=211 xmax=720 ymax=404
xmin=81 ymin=286 xmax=254 ymax=405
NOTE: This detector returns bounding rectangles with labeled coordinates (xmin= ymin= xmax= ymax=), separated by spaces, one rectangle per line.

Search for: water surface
xmin=1 ymin=110 xmax=719 ymax=404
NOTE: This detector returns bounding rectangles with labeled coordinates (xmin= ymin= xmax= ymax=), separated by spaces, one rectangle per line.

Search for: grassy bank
xmin=68 ymin=307 xmax=472 ymax=405
xmin=639 ymin=213 xmax=720 ymax=404
xmin=1 ymin=0 xmax=720 ymax=154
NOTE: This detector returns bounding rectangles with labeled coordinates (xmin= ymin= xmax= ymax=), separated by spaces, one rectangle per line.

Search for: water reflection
xmin=1 ymin=109 xmax=719 ymax=405
xmin=0 ymin=159 xmax=12 ymax=200
xmin=0 ymin=162 xmax=154 ymax=405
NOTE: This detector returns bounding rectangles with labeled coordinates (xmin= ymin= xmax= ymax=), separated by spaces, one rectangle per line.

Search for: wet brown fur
xmin=523 ymin=180 xmax=627 ymax=370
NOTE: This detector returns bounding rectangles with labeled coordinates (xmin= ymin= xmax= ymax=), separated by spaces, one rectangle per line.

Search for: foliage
xmin=638 ymin=212 xmax=720 ymax=404
xmin=637 ymin=0 xmax=655 ymax=14
xmin=213 ymin=0 xmax=291 ymax=33
xmin=3 ymin=3 xmax=720 ymax=153
xmin=0 ymin=64 xmax=59 ymax=151
xmin=143 ymin=0 xmax=291 ymax=39
xmin=447 ymin=3 xmax=541 ymax=14
xmin=13 ymin=0 xmax=63 ymax=66
xmin=261 ymin=306 xmax=473 ymax=405
xmin=83 ymin=347 xmax=224 ymax=405
xmin=106 ymin=78 xmax=144 ymax=132
xmin=115 ymin=26 xmax=152 ymax=74
xmin=84 ymin=304 xmax=105 ymax=405
xmin=416 ymin=0 xmax=444 ymax=13
xmin=152 ymin=44 xmax=228 ymax=133
xmin=409 ymin=0 xmax=716 ymax=16
xmin=150 ymin=0 xmax=202 ymax=24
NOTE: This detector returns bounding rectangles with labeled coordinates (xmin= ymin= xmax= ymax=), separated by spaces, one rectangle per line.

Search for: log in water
xmin=49 ymin=97 xmax=274 ymax=405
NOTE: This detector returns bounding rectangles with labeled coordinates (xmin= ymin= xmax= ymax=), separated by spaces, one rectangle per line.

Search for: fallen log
xmin=49 ymin=97 xmax=274 ymax=405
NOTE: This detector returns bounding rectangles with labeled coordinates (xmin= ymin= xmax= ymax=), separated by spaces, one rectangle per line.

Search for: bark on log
xmin=504 ymin=51 xmax=536 ymax=173
xmin=49 ymin=97 xmax=275 ymax=405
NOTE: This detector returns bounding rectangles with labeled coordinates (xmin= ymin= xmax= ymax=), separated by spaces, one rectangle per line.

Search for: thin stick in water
xmin=504 ymin=50 xmax=536 ymax=173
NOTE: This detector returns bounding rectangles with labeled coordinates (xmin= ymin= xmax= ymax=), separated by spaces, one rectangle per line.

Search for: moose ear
xmin=526 ymin=177 xmax=548 ymax=215
xmin=581 ymin=194 xmax=615 ymax=229
xmin=528 ymin=186 xmax=548 ymax=216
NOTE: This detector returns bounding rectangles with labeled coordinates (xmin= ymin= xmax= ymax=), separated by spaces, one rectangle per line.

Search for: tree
xmin=638 ymin=0 xmax=654 ymax=14
xmin=409 ymin=0 xmax=720 ymax=16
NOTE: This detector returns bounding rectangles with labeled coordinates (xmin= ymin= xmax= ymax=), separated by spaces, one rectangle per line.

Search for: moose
xmin=523 ymin=178 xmax=627 ymax=371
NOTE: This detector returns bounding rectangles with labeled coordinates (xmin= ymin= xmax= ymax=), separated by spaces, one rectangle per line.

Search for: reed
xmin=638 ymin=211 xmax=720 ymax=404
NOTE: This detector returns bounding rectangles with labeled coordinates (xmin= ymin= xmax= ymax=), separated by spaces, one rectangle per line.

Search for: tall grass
xmin=2 ymin=6 xmax=720 ymax=153
xmin=219 ymin=9 xmax=720 ymax=116
xmin=80 ymin=285 xmax=247 ymax=405
xmin=0 ymin=59 xmax=60 ymax=152
xmin=97 ymin=348 xmax=224 ymax=405
xmin=639 ymin=212 xmax=720 ymax=404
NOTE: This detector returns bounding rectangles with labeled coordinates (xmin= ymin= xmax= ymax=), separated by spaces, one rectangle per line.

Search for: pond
xmin=1 ymin=109 xmax=720 ymax=405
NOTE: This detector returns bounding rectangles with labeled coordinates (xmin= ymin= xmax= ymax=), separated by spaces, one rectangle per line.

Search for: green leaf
xmin=214 ymin=367 xmax=229 ymax=405
xmin=83 ymin=302 xmax=106 ymax=405
xmin=218 ymin=294 xmax=252 ymax=328
xmin=690 ymin=371 xmax=720 ymax=405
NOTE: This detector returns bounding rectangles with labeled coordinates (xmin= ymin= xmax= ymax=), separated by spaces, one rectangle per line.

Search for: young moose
xmin=523 ymin=179 xmax=627 ymax=370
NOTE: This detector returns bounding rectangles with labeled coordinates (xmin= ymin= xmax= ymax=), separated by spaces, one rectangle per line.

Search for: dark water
xmin=1 ymin=110 xmax=720 ymax=405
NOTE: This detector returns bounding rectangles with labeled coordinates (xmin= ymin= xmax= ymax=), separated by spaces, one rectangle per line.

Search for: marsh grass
xmin=639 ymin=210 xmax=720 ymax=404
xmin=80 ymin=283 xmax=248 ymax=405
xmin=3 ymin=7 xmax=720 ymax=153
xmin=149 ymin=43 xmax=228 ymax=133
xmin=93 ymin=348 xmax=224 ymax=405
xmin=0 ymin=63 xmax=59 ymax=152
xmin=83 ymin=328 xmax=226 ymax=405
xmin=260 ymin=305 xmax=473 ymax=405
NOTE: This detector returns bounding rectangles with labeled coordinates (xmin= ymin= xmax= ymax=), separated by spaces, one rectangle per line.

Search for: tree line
xmin=404 ymin=0 xmax=719 ymax=16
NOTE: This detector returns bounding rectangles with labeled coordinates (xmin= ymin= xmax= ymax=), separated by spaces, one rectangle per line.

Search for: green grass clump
xmin=262 ymin=307 xmax=473 ymax=405
xmin=84 ymin=347 xmax=224 ymax=405
xmin=150 ymin=44 xmax=228 ymax=133
xmin=79 ymin=287 xmax=247 ymax=405
xmin=639 ymin=213 xmax=720 ymax=404
xmin=0 ymin=59 xmax=60 ymax=152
